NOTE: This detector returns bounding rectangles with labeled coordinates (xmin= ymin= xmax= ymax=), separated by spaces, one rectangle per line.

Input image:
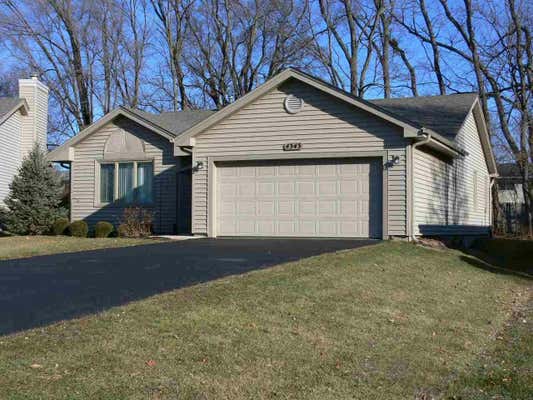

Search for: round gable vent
xmin=284 ymin=94 xmax=304 ymax=114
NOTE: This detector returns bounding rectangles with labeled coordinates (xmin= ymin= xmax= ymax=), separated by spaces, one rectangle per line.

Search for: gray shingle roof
xmin=126 ymin=108 xmax=216 ymax=137
xmin=0 ymin=97 xmax=24 ymax=120
xmin=369 ymin=93 xmax=478 ymax=139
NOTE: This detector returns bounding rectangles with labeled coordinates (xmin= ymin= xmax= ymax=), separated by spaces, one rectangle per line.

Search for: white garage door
xmin=216 ymin=158 xmax=383 ymax=238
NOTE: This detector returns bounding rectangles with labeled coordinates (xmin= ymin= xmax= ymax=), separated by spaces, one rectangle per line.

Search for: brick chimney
xmin=18 ymin=75 xmax=49 ymax=156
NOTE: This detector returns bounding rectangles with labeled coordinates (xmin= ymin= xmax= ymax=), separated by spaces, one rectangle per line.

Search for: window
xmin=136 ymin=162 xmax=153 ymax=203
xmin=118 ymin=162 xmax=134 ymax=203
xmin=100 ymin=163 xmax=115 ymax=203
xmin=100 ymin=161 xmax=153 ymax=204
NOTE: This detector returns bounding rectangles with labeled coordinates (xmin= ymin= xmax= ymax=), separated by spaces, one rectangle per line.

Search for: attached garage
xmin=189 ymin=72 xmax=408 ymax=239
xmin=213 ymin=157 xmax=384 ymax=238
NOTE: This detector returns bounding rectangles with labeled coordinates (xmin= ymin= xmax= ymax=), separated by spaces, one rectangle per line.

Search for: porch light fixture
xmin=194 ymin=161 xmax=204 ymax=170
xmin=391 ymin=155 xmax=400 ymax=165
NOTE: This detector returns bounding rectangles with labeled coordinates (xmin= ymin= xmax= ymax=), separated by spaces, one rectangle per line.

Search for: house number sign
xmin=282 ymin=142 xmax=302 ymax=151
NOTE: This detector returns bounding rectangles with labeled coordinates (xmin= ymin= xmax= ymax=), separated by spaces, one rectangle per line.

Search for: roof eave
xmin=422 ymin=128 xmax=467 ymax=156
xmin=471 ymin=101 xmax=498 ymax=175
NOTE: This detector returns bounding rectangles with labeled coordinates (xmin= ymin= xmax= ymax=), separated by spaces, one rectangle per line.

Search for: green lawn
xmin=0 ymin=241 xmax=531 ymax=399
xmin=0 ymin=235 xmax=164 ymax=260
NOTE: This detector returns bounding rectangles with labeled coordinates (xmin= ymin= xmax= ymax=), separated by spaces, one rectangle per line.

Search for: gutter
xmin=409 ymin=131 xmax=432 ymax=242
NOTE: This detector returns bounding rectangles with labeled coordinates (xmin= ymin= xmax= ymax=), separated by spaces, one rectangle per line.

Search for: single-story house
xmin=48 ymin=68 xmax=497 ymax=240
xmin=0 ymin=76 xmax=49 ymax=205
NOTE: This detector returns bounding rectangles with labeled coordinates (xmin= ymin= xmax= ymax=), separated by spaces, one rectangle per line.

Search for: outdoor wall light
xmin=391 ymin=155 xmax=400 ymax=165
xmin=195 ymin=161 xmax=204 ymax=170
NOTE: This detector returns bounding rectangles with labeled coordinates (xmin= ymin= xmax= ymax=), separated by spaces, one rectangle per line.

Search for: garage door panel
xmin=279 ymin=182 xmax=295 ymax=195
xmin=318 ymin=200 xmax=336 ymax=216
xmin=216 ymin=158 xmax=382 ymax=238
xmin=237 ymin=200 xmax=255 ymax=216
xmin=238 ymin=182 xmax=255 ymax=195
xmin=318 ymin=181 xmax=337 ymax=195
xmin=258 ymin=201 xmax=275 ymax=216
xmin=296 ymin=181 xmax=315 ymax=195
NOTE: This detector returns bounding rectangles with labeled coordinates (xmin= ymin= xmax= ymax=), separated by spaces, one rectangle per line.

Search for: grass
xmin=0 ymin=235 xmax=164 ymax=260
xmin=443 ymin=294 xmax=532 ymax=399
xmin=0 ymin=241 xmax=530 ymax=399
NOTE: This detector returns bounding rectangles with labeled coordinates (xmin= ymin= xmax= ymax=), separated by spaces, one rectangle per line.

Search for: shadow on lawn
xmin=458 ymin=252 xmax=533 ymax=280
xmin=0 ymin=238 xmax=377 ymax=336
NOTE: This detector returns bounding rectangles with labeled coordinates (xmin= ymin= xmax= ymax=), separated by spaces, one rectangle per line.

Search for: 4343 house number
xmin=282 ymin=142 xmax=302 ymax=151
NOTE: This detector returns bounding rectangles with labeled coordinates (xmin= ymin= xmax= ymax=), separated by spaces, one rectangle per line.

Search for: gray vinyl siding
xmin=413 ymin=110 xmax=491 ymax=236
xmin=0 ymin=111 xmax=22 ymax=205
xmin=192 ymin=79 xmax=408 ymax=237
xmin=71 ymin=116 xmax=177 ymax=233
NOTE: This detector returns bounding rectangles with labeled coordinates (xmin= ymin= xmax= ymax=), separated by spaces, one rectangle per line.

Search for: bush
xmin=118 ymin=207 xmax=153 ymax=238
xmin=52 ymin=217 xmax=70 ymax=236
xmin=94 ymin=221 xmax=114 ymax=238
xmin=3 ymin=143 xmax=63 ymax=235
xmin=69 ymin=220 xmax=88 ymax=238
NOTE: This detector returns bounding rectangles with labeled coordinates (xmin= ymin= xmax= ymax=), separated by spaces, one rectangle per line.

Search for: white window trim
xmin=94 ymin=159 xmax=154 ymax=207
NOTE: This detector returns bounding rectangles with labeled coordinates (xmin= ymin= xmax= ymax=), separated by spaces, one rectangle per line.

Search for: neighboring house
xmin=495 ymin=162 xmax=531 ymax=235
xmin=48 ymin=68 xmax=497 ymax=239
xmin=497 ymin=163 xmax=532 ymax=205
xmin=0 ymin=76 xmax=49 ymax=205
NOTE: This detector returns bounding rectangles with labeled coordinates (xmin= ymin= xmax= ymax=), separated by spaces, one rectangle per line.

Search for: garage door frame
xmin=207 ymin=151 xmax=388 ymax=239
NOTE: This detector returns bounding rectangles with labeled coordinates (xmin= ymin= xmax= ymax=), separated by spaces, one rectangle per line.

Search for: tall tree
xmin=0 ymin=0 xmax=95 ymax=132
xmin=151 ymin=0 xmax=193 ymax=110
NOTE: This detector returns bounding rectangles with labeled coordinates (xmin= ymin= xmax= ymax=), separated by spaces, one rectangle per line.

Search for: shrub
xmin=118 ymin=207 xmax=153 ymax=238
xmin=3 ymin=144 xmax=63 ymax=235
xmin=94 ymin=221 xmax=114 ymax=238
xmin=69 ymin=220 xmax=88 ymax=238
xmin=52 ymin=217 xmax=70 ymax=236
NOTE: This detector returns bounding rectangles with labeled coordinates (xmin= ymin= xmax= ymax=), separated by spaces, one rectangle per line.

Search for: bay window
xmin=99 ymin=161 xmax=153 ymax=204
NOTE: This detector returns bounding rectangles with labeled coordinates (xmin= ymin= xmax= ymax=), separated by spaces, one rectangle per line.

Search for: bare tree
xmin=0 ymin=0 xmax=98 ymax=137
xmin=395 ymin=0 xmax=447 ymax=95
xmin=114 ymin=0 xmax=150 ymax=108
xmin=318 ymin=0 xmax=362 ymax=95
xmin=151 ymin=0 xmax=193 ymax=110
xmin=184 ymin=0 xmax=312 ymax=108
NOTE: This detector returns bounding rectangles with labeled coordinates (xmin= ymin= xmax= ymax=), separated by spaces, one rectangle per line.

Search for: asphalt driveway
xmin=0 ymin=238 xmax=377 ymax=335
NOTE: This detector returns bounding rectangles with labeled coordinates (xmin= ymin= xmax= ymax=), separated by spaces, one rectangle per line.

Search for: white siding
xmin=71 ymin=117 xmax=177 ymax=233
xmin=0 ymin=111 xmax=22 ymax=205
xmin=413 ymin=111 xmax=491 ymax=235
xmin=192 ymin=80 xmax=408 ymax=237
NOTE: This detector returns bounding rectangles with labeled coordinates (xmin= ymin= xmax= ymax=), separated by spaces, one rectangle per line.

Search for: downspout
xmin=410 ymin=131 xmax=431 ymax=242
xmin=488 ymin=173 xmax=498 ymax=236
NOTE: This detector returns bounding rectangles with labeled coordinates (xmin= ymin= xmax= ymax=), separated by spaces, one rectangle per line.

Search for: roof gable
xmin=47 ymin=106 xmax=213 ymax=162
xmin=0 ymin=97 xmax=28 ymax=125
xmin=174 ymin=68 xmax=425 ymax=148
